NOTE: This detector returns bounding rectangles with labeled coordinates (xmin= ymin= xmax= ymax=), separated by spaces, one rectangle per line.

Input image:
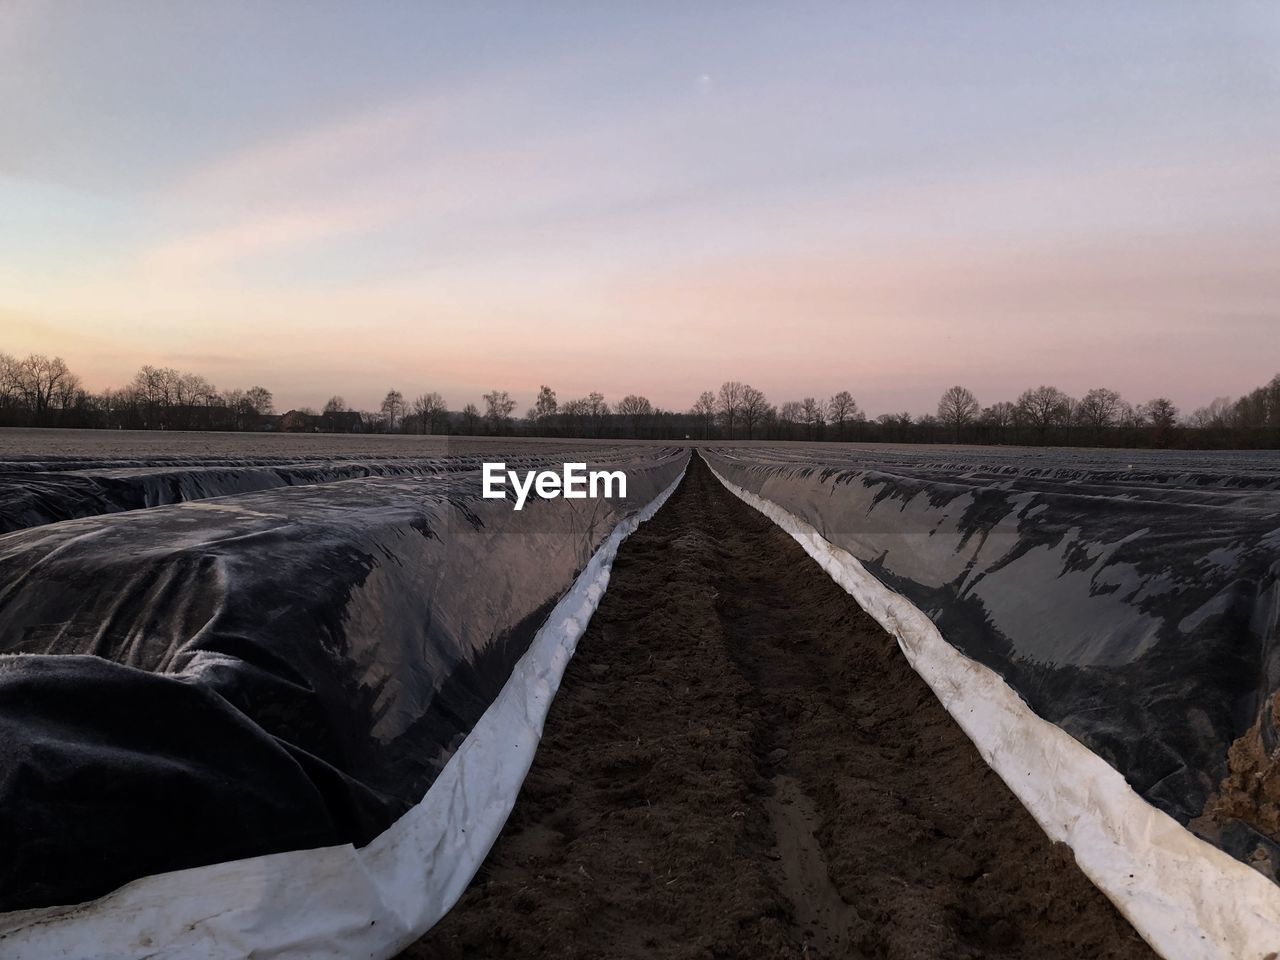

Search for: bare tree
xmin=876 ymin=411 xmax=914 ymax=443
xmin=380 ymin=389 xmax=405 ymax=432
xmin=617 ymin=394 xmax=653 ymax=437
xmin=740 ymin=385 xmax=770 ymax=439
xmin=246 ymin=385 xmax=275 ymax=416
xmin=16 ymin=355 xmax=80 ymax=424
xmin=690 ymin=391 xmax=717 ymax=439
xmin=1118 ymin=401 xmax=1145 ymax=430
xmin=1260 ymin=374 xmax=1280 ymax=432
xmin=0 ymin=353 xmax=18 ymax=409
xmin=217 ymin=388 xmax=243 ymax=429
xmin=412 ymin=392 xmax=448 ymax=434
xmin=559 ymin=397 xmax=587 ymax=436
xmin=937 ymin=385 xmax=979 ymax=442
xmin=1077 ymin=388 xmax=1123 ymax=444
xmin=779 ymin=400 xmax=803 ymax=439
xmin=584 ymin=392 xmax=609 ymax=437
xmin=1231 ymin=376 xmax=1279 ymax=432
xmin=122 ymin=365 xmax=219 ymax=428
xmin=175 ymin=372 xmax=215 ymax=406
xmin=760 ymin=402 xmax=779 ymax=437
xmin=483 ymin=390 xmax=517 ymax=434
xmin=323 ymin=396 xmax=347 ymax=414
xmin=1017 ymin=385 xmax=1070 ymax=444
xmin=532 ymin=385 xmax=558 ymax=430
xmin=1141 ymin=397 xmax=1179 ymax=447
xmin=800 ymin=396 xmax=826 ymax=439
xmin=5 ymin=355 xmax=80 ymax=427
xmin=717 ymin=381 xmax=745 ymax=439
xmin=461 ymin=402 xmax=480 ymax=434
xmin=827 ymin=390 xmax=861 ymax=440
xmin=1188 ymin=396 xmax=1233 ymax=430
xmin=980 ymin=401 xmax=1016 ymax=443
xmin=130 ymin=366 xmax=166 ymax=420
xmin=169 ymin=371 xmax=216 ymax=428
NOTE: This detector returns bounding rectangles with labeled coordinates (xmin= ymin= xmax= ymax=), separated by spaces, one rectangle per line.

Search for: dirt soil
xmin=402 ymin=454 xmax=1154 ymax=959
xmin=1197 ymin=691 xmax=1280 ymax=876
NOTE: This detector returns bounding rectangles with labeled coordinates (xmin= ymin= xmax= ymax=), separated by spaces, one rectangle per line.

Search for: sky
xmin=2 ymin=1 xmax=1278 ymax=417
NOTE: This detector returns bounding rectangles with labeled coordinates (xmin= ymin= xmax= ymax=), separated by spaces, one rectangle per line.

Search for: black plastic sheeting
xmin=704 ymin=445 xmax=1280 ymax=879
xmin=0 ymin=454 xmax=530 ymax=534
xmin=0 ymin=446 xmax=687 ymax=911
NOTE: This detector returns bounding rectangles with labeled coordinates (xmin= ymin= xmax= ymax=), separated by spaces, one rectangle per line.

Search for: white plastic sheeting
xmin=0 ymin=465 xmax=686 ymax=960
xmin=710 ymin=463 xmax=1280 ymax=960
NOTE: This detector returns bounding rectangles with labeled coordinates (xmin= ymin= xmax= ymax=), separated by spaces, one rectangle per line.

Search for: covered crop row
xmin=703 ymin=445 xmax=1280 ymax=958
xmin=0 ymin=446 xmax=688 ymax=958
xmin=0 ymin=444 xmax=662 ymax=534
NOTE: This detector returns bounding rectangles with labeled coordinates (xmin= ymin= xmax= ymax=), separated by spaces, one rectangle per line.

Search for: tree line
xmin=2 ymin=352 xmax=1278 ymax=449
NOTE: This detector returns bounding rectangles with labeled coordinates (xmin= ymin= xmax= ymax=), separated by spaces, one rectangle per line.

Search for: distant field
xmin=0 ymin=427 xmax=659 ymax=459
xmin=11 ymin=427 xmax=1280 ymax=467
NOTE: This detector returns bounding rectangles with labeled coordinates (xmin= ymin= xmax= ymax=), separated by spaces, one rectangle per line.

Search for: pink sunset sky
xmin=2 ymin=3 xmax=1278 ymax=417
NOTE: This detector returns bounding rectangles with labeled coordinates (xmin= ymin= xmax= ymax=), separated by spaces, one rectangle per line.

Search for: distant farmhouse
xmin=278 ymin=409 xmax=363 ymax=433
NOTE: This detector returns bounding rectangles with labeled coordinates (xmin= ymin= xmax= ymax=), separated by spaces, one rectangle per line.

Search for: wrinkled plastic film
xmin=0 ymin=447 xmax=688 ymax=913
xmin=709 ymin=460 xmax=1280 ymax=960
xmin=702 ymin=444 xmax=1280 ymax=878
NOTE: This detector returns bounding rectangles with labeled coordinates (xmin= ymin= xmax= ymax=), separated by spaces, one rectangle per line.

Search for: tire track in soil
xmin=403 ymin=453 xmax=1154 ymax=960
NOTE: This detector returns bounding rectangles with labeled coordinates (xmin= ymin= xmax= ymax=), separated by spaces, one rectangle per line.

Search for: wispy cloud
xmin=157 ymin=93 xmax=451 ymax=211
xmin=139 ymin=207 xmax=386 ymax=275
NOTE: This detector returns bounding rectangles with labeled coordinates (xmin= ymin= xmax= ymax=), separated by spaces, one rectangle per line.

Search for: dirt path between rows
xmin=403 ymin=454 xmax=1154 ymax=959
